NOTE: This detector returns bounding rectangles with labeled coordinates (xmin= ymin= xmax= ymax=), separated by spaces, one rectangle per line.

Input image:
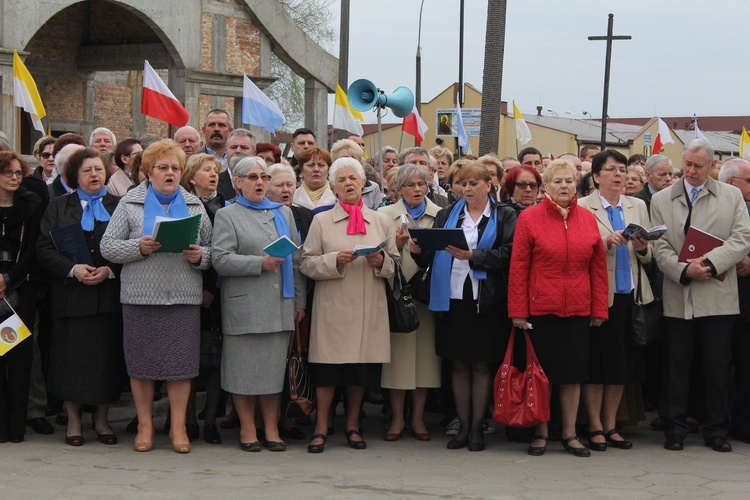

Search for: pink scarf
xmin=339 ymin=199 xmax=367 ymax=235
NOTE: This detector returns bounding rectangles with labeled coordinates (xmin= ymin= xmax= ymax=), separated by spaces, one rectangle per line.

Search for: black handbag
xmin=200 ymin=311 xmax=223 ymax=371
xmin=285 ymin=318 xmax=316 ymax=418
xmin=632 ymin=266 xmax=664 ymax=346
xmin=386 ymin=261 xmax=420 ymax=333
xmin=409 ymin=265 xmax=431 ymax=305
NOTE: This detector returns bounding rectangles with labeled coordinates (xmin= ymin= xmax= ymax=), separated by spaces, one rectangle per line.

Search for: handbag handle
xmin=634 ymin=264 xmax=644 ymax=305
xmin=287 ymin=316 xmax=302 ymax=359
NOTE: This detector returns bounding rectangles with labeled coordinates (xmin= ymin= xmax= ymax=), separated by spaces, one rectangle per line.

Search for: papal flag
xmin=333 ymin=84 xmax=364 ymax=136
xmin=0 ymin=300 xmax=32 ymax=356
xmin=513 ymin=100 xmax=532 ymax=145
xmin=13 ymin=51 xmax=47 ymax=134
xmin=740 ymin=127 xmax=750 ymax=160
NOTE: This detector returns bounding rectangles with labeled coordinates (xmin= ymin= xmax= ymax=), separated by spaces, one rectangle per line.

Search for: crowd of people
xmin=1 ymin=110 xmax=749 ymax=459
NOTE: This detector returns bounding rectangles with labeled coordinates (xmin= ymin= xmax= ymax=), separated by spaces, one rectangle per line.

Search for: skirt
xmin=122 ymin=304 xmax=199 ymax=381
xmin=311 ymin=362 xmax=382 ymax=387
xmin=528 ymin=315 xmax=589 ymax=385
xmin=435 ymin=298 xmax=508 ymax=363
xmin=48 ymin=313 xmax=124 ymax=404
xmin=221 ymin=331 xmax=290 ymax=395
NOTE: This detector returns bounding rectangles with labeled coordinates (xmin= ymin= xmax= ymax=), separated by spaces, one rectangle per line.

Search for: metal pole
xmin=337 ymin=0 xmax=351 ymax=142
xmin=416 ymin=0 xmax=425 ymax=116
xmin=599 ymin=14 xmax=613 ymax=150
xmin=377 ymin=105 xmax=384 ymax=191
xmin=457 ymin=0 xmax=464 ymax=157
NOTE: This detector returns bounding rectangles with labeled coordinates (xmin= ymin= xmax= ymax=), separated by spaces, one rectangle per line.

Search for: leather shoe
xmin=562 ymin=436 xmax=591 ymax=457
xmin=384 ymin=426 xmax=405 ymax=442
xmin=345 ymin=429 xmax=367 ymax=449
xmin=446 ymin=436 xmax=469 ymax=450
xmin=527 ymin=435 xmax=549 ymax=456
xmin=605 ymin=429 xmax=632 ymax=449
xmin=587 ymin=430 xmax=607 ymax=452
xmin=307 ymin=433 xmax=327 ymax=453
xmin=203 ymin=423 xmax=222 ymax=444
xmin=705 ymin=437 xmax=732 ymax=452
xmin=264 ymin=440 xmax=287 ymax=452
xmin=411 ymin=429 xmax=431 ymax=441
xmin=27 ymin=417 xmax=54 ymax=435
xmin=65 ymin=434 xmax=84 ymax=447
xmin=240 ymin=440 xmax=262 ymax=452
xmin=96 ymin=431 xmax=118 ymax=445
xmin=279 ymin=425 xmax=305 ymax=440
xmin=664 ymin=435 xmax=684 ymax=451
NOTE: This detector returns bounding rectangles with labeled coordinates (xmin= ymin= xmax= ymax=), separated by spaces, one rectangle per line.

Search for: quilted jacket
xmin=508 ymin=196 xmax=608 ymax=320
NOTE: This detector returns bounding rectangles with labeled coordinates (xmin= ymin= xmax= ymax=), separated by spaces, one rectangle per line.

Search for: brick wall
xmin=225 ymin=17 xmax=260 ymax=76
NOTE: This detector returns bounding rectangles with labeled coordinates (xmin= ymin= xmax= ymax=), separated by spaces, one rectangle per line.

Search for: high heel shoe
xmin=587 ymin=430 xmax=608 ymax=452
xmin=170 ymin=432 xmax=191 ymax=454
xmin=384 ymin=425 xmax=405 ymax=442
xmin=134 ymin=430 xmax=154 ymax=452
xmin=562 ymin=436 xmax=591 ymax=457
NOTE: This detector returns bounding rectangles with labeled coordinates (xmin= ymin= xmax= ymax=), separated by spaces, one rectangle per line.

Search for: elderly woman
xmin=301 ymin=157 xmax=399 ymax=453
xmin=179 ymin=153 xmax=227 ymax=444
xmin=412 ymin=163 xmax=517 ymax=451
xmin=508 ymin=158 xmax=608 ymax=458
xmin=212 ymin=157 xmax=305 ymax=452
xmin=501 ymin=165 xmax=542 ymax=215
xmin=378 ymin=164 xmax=442 ymax=441
xmin=293 ymin=147 xmax=336 ymax=211
xmin=0 ymin=151 xmax=42 ymax=443
xmin=623 ymin=166 xmax=645 ymax=197
xmin=331 ymin=138 xmax=381 ymax=210
xmin=579 ymin=150 xmax=652 ymax=451
xmin=37 ymin=148 xmax=124 ymax=446
xmin=107 ymin=139 xmax=142 ymax=196
xmin=101 ymin=139 xmax=212 ymax=454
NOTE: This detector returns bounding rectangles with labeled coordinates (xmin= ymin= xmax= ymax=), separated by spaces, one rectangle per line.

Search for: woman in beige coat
xmin=300 ymin=158 xmax=399 ymax=453
xmin=378 ymin=165 xmax=442 ymax=442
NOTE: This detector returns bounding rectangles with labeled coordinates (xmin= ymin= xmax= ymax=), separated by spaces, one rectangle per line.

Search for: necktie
xmin=606 ymin=205 xmax=631 ymax=294
xmin=690 ymin=187 xmax=701 ymax=204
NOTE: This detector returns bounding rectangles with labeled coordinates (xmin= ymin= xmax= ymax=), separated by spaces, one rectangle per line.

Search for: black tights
xmin=451 ymin=360 xmax=491 ymax=444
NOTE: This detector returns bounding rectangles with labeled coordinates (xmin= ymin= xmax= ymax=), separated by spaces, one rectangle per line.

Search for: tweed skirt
xmin=122 ymin=304 xmax=199 ymax=381
xmin=221 ymin=331 xmax=291 ymax=395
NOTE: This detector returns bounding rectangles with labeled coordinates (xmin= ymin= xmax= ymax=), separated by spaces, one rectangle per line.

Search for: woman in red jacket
xmin=508 ymin=158 xmax=608 ymax=458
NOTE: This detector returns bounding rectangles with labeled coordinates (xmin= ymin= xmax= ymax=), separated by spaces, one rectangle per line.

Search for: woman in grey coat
xmin=212 ymin=157 xmax=305 ymax=452
xmin=101 ymin=140 xmax=212 ymax=454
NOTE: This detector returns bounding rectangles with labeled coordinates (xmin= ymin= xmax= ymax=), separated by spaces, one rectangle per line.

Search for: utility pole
xmin=336 ymin=0 xmax=350 ymax=142
xmin=588 ymin=13 xmax=631 ymax=150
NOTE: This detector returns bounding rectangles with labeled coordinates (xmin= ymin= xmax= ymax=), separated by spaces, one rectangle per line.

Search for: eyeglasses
xmin=402 ymin=181 xmax=427 ymax=189
xmin=489 ymin=172 xmax=498 ymax=177
xmin=243 ymin=173 xmax=271 ymax=182
xmin=601 ymin=165 xmax=628 ymax=174
xmin=40 ymin=152 xmax=54 ymax=159
xmin=2 ymin=170 xmax=23 ymax=178
xmin=515 ymin=181 xmax=539 ymax=190
xmin=154 ymin=164 xmax=182 ymax=173
xmin=732 ymin=176 xmax=750 ymax=183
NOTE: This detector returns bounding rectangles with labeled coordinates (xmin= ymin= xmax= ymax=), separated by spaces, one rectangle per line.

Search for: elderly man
xmin=200 ymin=109 xmax=233 ymax=167
xmin=633 ymin=154 xmax=674 ymax=212
xmin=719 ymin=158 xmax=750 ymax=443
xmin=174 ymin=126 xmax=203 ymax=158
xmin=48 ymin=143 xmax=85 ymax=199
xmin=217 ymin=129 xmax=255 ymax=200
xmin=651 ymin=139 xmax=750 ymax=452
xmin=89 ymin=127 xmax=116 ymax=154
xmin=399 ymin=147 xmax=448 ymax=207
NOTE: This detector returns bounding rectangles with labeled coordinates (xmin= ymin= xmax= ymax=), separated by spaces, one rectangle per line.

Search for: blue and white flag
xmin=242 ymin=75 xmax=285 ymax=133
xmin=455 ymin=94 xmax=472 ymax=155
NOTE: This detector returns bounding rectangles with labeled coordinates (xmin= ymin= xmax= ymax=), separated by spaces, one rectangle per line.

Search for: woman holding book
xmin=578 ymin=150 xmax=652 ymax=451
xmin=101 ymin=140 xmax=212 ymax=454
xmin=212 ymin=156 xmax=305 ymax=452
xmin=37 ymin=147 xmax=124 ymax=447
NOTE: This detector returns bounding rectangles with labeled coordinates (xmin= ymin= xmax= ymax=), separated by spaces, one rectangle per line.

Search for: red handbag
xmin=493 ymin=327 xmax=550 ymax=428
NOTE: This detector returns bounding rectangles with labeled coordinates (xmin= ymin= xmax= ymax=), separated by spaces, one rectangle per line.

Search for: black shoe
xmin=468 ymin=440 xmax=485 ymax=452
xmin=65 ymin=434 xmax=85 ymax=447
xmin=27 ymin=417 xmax=54 ymax=435
xmin=55 ymin=413 xmax=68 ymax=426
xmin=605 ymin=429 xmax=632 ymax=449
xmin=264 ymin=440 xmax=287 ymax=452
xmin=186 ymin=423 xmax=199 ymax=442
xmin=307 ymin=433 xmax=327 ymax=453
xmin=664 ymin=435 xmax=684 ymax=451
xmin=446 ymin=436 xmax=469 ymax=450
xmin=96 ymin=431 xmax=118 ymax=445
xmin=345 ymin=429 xmax=367 ymax=449
xmin=363 ymin=389 xmax=385 ymax=405
xmin=125 ymin=416 xmax=138 ymax=433
xmin=203 ymin=424 xmax=222 ymax=444
xmin=528 ymin=435 xmax=549 ymax=456
xmin=650 ymin=416 xmax=666 ymax=431
xmin=562 ymin=436 xmax=591 ymax=457
xmin=705 ymin=437 xmax=732 ymax=452
xmin=8 ymin=435 xmax=24 ymax=443
xmin=239 ymin=440 xmax=261 ymax=452
xmin=587 ymin=430 xmax=607 ymax=452
xmin=279 ymin=425 xmax=306 ymax=440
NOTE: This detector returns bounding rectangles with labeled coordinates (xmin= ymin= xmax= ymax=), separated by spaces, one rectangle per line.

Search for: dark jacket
xmin=48 ymin=176 xmax=68 ymax=200
xmin=632 ymin=184 xmax=653 ymax=212
xmin=413 ymin=198 xmax=517 ymax=313
xmin=36 ymin=192 xmax=122 ymax=318
xmin=291 ymin=205 xmax=314 ymax=244
xmin=216 ymin=170 xmax=235 ymax=202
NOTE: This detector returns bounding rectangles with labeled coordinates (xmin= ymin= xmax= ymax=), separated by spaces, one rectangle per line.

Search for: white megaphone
xmin=348 ymin=79 xmax=414 ymax=118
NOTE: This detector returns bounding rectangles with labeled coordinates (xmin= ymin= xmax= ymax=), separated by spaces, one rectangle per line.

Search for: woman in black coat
xmin=37 ymin=148 xmax=124 ymax=446
xmin=0 ymin=151 xmax=42 ymax=443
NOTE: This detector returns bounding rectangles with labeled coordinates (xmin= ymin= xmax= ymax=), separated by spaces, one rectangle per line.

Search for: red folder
xmin=678 ymin=226 xmax=726 ymax=281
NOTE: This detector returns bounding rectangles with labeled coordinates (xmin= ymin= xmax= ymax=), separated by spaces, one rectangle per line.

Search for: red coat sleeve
xmin=508 ymin=210 xmax=532 ymax=318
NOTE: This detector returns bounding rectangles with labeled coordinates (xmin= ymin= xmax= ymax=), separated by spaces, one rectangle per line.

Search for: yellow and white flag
xmin=513 ymin=100 xmax=532 ymax=145
xmin=333 ymin=84 xmax=364 ymax=136
xmin=13 ymin=51 xmax=47 ymax=134
xmin=740 ymin=127 xmax=750 ymax=160
xmin=0 ymin=302 xmax=32 ymax=356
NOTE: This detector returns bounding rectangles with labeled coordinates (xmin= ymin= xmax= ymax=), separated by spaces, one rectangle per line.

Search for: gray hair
xmin=55 ymin=144 xmax=85 ymax=176
xmin=228 ymin=153 xmax=249 ymax=173
xmin=268 ymin=163 xmax=296 ymax=178
xmin=374 ymin=145 xmax=397 ymax=163
xmin=393 ymin=164 xmax=430 ymax=192
xmin=234 ymin=156 xmax=268 ymax=178
xmin=329 ymin=157 xmax=365 ymax=183
xmin=398 ymin=146 xmax=428 ymax=165
xmin=719 ymin=158 xmax=750 ymax=183
xmin=683 ymin=138 xmax=714 ymax=163
xmin=89 ymin=127 xmax=116 ymax=146
xmin=644 ymin=154 xmax=672 ymax=173
xmin=228 ymin=128 xmax=255 ymax=142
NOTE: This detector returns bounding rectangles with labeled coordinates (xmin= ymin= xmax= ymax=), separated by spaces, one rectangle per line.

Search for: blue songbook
xmin=263 ymin=235 xmax=300 ymax=258
xmin=50 ymin=223 xmax=94 ymax=265
xmin=352 ymin=238 xmax=389 ymax=257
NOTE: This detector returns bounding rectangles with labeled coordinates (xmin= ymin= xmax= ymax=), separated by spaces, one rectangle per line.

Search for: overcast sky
xmin=326 ymin=0 xmax=748 ymax=124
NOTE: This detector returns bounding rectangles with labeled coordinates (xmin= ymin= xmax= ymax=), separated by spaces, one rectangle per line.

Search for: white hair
xmin=329 ymin=157 xmax=365 ymax=183
xmin=89 ymin=127 xmax=116 ymax=145
xmin=234 ymin=156 xmax=268 ymax=177
xmin=268 ymin=163 xmax=296 ymax=178
xmin=719 ymin=158 xmax=750 ymax=183
xmin=55 ymin=144 xmax=85 ymax=176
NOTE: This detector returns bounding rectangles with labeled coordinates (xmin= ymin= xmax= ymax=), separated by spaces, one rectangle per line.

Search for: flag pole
xmin=515 ymin=138 xmax=519 ymax=157
xmin=377 ymin=106 xmax=384 ymax=191
xmin=398 ymin=128 xmax=404 ymax=152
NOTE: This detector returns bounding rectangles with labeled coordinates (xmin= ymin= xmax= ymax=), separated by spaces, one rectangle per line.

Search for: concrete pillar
xmin=304 ymin=78 xmax=327 ymax=145
xmin=0 ymin=49 xmax=17 ymax=147
xmin=131 ymin=69 xmax=146 ymax=138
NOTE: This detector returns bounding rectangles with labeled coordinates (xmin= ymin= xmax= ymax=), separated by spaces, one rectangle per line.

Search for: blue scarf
xmin=235 ymin=194 xmax=295 ymax=299
xmin=143 ymin=183 xmax=190 ymax=236
xmin=78 ymin=187 xmax=110 ymax=231
xmin=429 ymin=197 xmax=498 ymax=312
xmin=402 ymin=199 xmax=426 ymax=228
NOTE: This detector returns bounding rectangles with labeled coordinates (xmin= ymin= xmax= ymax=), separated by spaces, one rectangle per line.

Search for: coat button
xmin=273 ymin=284 xmax=279 ymax=290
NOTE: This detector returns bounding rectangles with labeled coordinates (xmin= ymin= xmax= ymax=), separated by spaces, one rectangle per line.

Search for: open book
xmin=352 ymin=238 xmax=389 ymax=257
xmin=622 ymin=223 xmax=667 ymax=241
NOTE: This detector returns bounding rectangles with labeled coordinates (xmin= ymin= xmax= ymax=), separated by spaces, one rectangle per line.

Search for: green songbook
xmin=152 ymin=214 xmax=201 ymax=253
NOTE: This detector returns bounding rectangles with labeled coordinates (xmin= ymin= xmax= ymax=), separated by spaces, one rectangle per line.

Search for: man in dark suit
xmin=217 ymin=129 xmax=255 ymax=201
xmin=633 ymin=154 xmax=674 ymax=212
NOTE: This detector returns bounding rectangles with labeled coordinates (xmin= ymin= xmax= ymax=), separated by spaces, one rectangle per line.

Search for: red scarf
xmin=339 ymin=199 xmax=367 ymax=235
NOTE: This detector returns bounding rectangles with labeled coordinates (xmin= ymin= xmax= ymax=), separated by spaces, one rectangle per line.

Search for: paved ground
xmin=1 ymin=395 xmax=749 ymax=499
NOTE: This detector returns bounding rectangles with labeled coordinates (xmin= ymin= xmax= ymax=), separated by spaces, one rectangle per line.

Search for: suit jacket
xmin=217 ymin=170 xmax=235 ymax=202
xmin=36 ymin=192 xmax=122 ymax=318
xmin=48 ymin=175 xmax=68 ymax=200
xmin=212 ymin=203 xmax=305 ymax=336
xmin=632 ymin=184 xmax=654 ymax=212
xmin=651 ymin=177 xmax=750 ymax=319
xmin=579 ymin=193 xmax=654 ymax=307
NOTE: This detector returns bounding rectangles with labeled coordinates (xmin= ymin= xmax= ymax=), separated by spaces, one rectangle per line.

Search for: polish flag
xmin=141 ymin=60 xmax=189 ymax=127
xmin=653 ymin=117 xmax=674 ymax=155
xmin=402 ymin=103 xmax=428 ymax=145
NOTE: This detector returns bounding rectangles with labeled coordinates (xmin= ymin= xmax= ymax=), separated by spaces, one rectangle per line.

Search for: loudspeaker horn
xmin=382 ymin=86 xmax=414 ymax=118
xmin=347 ymin=80 xmax=415 ymax=118
xmin=348 ymin=79 xmax=379 ymax=112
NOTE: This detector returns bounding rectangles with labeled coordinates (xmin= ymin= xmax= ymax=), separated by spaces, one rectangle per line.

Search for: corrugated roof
xmin=523 ymin=115 xmax=643 ymax=146
xmin=607 ymin=116 xmax=750 ymax=133
xmin=673 ymin=130 xmax=740 ymax=155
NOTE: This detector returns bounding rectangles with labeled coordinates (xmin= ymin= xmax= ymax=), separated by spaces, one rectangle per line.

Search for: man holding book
xmin=651 ymin=139 xmax=750 ymax=452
